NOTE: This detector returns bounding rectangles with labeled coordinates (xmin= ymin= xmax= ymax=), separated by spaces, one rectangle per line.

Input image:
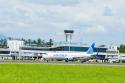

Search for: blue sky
xmin=0 ymin=0 xmax=125 ymax=45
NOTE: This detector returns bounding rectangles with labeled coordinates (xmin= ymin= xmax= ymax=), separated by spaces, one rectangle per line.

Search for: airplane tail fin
xmin=87 ymin=43 xmax=95 ymax=54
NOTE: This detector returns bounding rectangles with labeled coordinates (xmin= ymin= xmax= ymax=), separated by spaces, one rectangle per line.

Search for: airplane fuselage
xmin=42 ymin=52 xmax=92 ymax=60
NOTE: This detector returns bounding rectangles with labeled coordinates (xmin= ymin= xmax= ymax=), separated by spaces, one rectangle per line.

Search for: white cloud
xmin=85 ymin=25 xmax=107 ymax=33
xmin=0 ymin=0 xmax=125 ymax=44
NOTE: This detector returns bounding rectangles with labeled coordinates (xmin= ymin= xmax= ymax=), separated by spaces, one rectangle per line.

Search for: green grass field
xmin=0 ymin=64 xmax=125 ymax=83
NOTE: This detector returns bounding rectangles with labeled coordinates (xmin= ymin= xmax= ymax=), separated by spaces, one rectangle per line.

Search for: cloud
xmin=85 ymin=25 xmax=107 ymax=33
xmin=0 ymin=0 xmax=125 ymax=44
xmin=23 ymin=0 xmax=80 ymax=6
xmin=104 ymin=7 xmax=113 ymax=16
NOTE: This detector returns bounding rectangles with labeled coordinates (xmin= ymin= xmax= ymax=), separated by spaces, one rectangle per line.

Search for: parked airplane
xmin=42 ymin=43 xmax=95 ymax=62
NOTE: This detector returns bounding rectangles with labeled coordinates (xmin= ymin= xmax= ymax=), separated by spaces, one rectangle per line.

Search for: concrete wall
xmin=7 ymin=40 xmax=24 ymax=51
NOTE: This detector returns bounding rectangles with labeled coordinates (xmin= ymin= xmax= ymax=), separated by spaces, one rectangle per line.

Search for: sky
xmin=0 ymin=0 xmax=125 ymax=45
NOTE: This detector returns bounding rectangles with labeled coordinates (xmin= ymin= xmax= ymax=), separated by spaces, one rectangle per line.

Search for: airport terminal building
xmin=0 ymin=30 xmax=119 ymax=60
xmin=0 ymin=40 xmax=119 ymax=60
xmin=19 ymin=42 xmax=119 ymax=60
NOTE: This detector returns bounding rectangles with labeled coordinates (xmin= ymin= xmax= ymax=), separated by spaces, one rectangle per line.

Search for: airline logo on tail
xmin=87 ymin=43 xmax=95 ymax=54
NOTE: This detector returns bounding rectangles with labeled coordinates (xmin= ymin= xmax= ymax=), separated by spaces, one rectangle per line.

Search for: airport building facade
xmin=0 ymin=30 xmax=120 ymax=60
xmin=0 ymin=39 xmax=119 ymax=60
xmin=19 ymin=43 xmax=119 ymax=60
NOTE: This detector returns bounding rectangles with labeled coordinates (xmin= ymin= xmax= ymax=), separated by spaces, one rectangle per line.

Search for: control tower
xmin=64 ymin=30 xmax=74 ymax=43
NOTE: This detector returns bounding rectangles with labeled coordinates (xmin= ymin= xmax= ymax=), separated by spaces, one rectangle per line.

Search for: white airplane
xmin=42 ymin=43 xmax=95 ymax=62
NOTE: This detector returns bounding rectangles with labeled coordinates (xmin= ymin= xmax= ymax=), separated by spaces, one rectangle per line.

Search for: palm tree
xmin=41 ymin=40 xmax=45 ymax=47
xmin=33 ymin=40 xmax=37 ymax=44
xmin=45 ymin=39 xmax=53 ymax=47
xmin=118 ymin=44 xmax=125 ymax=53
xmin=27 ymin=39 xmax=32 ymax=46
xmin=0 ymin=39 xmax=7 ymax=48
xmin=37 ymin=38 xmax=42 ymax=47
xmin=0 ymin=39 xmax=3 ymax=47
xmin=48 ymin=39 xmax=53 ymax=47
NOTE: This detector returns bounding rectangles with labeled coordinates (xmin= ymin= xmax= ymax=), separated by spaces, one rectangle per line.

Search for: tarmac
xmin=0 ymin=61 xmax=125 ymax=66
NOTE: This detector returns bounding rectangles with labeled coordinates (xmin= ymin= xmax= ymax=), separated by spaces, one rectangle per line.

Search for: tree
xmin=0 ymin=39 xmax=7 ymax=48
xmin=27 ymin=39 xmax=32 ymax=46
xmin=118 ymin=44 xmax=125 ymax=53
xmin=37 ymin=38 xmax=42 ymax=47
xmin=32 ymin=40 xmax=37 ymax=44
xmin=41 ymin=40 xmax=45 ymax=47
xmin=18 ymin=38 xmax=54 ymax=47
xmin=21 ymin=38 xmax=27 ymax=45
xmin=48 ymin=39 xmax=53 ymax=47
xmin=45 ymin=39 xmax=53 ymax=47
xmin=3 ymin=39 xmax=7 ymax=47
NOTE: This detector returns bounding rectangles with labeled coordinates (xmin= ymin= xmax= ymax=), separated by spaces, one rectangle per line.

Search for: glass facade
xmin=0 ymin=51 xmax=10 ymax=54
xmin=62 ymin=46 xmax=107 ymax=52
xmin=20 ymin=46 xmax=107 ymax=53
